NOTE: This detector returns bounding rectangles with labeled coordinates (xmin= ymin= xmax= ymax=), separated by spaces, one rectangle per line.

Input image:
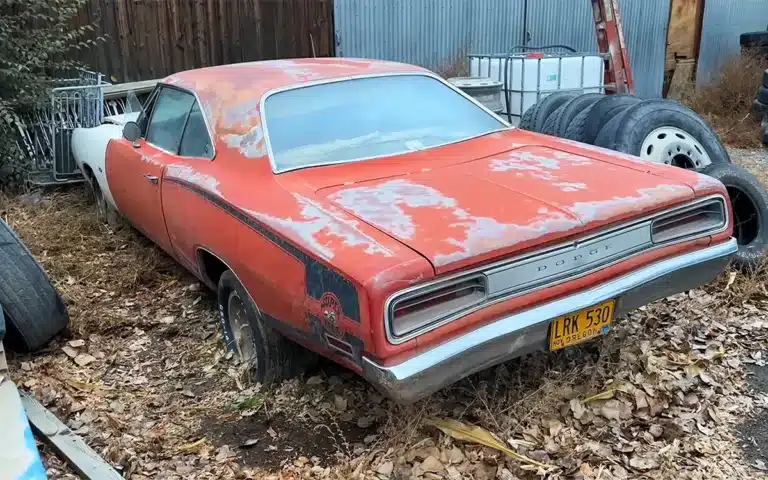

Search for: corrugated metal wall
xmin=335 ymin=0 xmax=670 ymax=98
xmin=696 ymin=0 xmax=768 ymax=86
xmin=334 ymin=0 xmax=526 ymax=72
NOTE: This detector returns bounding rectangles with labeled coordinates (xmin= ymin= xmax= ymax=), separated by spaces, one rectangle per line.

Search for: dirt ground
xmin=2 ymin=148 xmax=768 ymax=480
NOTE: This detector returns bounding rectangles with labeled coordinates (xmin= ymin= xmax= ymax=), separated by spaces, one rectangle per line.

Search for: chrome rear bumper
xmin=363 ymin=238 xmax=737 ymax=404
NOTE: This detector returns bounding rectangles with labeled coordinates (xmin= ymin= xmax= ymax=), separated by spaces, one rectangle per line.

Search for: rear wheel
xmin=217 ymin=271 xmax=316 ymax=386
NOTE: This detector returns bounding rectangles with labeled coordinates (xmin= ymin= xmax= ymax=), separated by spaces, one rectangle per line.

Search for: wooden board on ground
xmin=20 ymin=390 xmax=124 ymax=480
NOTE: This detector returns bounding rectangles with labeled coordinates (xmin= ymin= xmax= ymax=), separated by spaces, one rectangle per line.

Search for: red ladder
xmin=591 ymin=0 xmax=636 ymax=95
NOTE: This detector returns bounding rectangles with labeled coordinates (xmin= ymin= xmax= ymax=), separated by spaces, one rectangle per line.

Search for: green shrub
xmin=0 ymin=0 xmax=101 ymax=189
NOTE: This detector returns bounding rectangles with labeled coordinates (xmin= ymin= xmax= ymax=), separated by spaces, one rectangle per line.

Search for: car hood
xmin=313 ymin=145 xmax=696 ymax=274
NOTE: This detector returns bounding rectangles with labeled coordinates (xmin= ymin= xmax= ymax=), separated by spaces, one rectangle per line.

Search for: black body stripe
xmin=164 ymin=177 xmax=361 ymax=322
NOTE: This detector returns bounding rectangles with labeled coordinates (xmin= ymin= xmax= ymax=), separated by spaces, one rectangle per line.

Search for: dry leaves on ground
xmin=1 ymin=180 xmax=767 ymax=479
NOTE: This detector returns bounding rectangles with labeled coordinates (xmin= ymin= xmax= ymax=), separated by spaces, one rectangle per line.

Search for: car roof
xmin=162 ymin=58 xmax=429 ymax=152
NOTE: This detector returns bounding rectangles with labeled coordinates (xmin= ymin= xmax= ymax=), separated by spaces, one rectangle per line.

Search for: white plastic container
xmin=469 ymin=53 xmax=605 ymax=125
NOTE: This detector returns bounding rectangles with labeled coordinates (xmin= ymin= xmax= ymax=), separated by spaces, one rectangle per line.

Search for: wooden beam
xmin=20 ymin=391 xmax=124 ymax=480
xmin=102 ymin=79 xmax=159 ymax=100
xmin=666 ymin=0 xmax=705 ymax=70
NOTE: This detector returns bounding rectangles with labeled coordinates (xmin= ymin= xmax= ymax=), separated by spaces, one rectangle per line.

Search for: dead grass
xmin=435 ymin=53 xmax=469 ymax=79
xmin=1 ymin=187 xmax=185 ymax=336
xmin=680 ymin=49 xmax=766 ymax=148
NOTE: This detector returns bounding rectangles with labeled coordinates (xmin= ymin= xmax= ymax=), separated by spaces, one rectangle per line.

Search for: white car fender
xmin=71 ymin=112 xmax=140 ymax=211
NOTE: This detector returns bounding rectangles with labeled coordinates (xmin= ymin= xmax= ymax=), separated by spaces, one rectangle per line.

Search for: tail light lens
xmin=389 ymin=275 xmax=487 ymax=338
xmin=651 ymin=198 xmax=726 ymax=244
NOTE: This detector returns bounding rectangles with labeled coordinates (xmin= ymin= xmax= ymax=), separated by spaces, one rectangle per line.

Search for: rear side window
xmin=179 ymin=103 xmax=213 ymax=159
xmin=147 ymin=88 xmax=196 ymax=153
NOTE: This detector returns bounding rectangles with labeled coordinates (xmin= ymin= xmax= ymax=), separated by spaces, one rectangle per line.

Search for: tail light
xmin=389 ymin=275 xmax=487 ymax=338
xmin=651 ymin=198 xmax=726 ymax=244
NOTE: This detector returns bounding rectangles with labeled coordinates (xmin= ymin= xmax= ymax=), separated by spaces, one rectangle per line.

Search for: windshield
xmin=264 ymin=74 xmax=506 ymax=172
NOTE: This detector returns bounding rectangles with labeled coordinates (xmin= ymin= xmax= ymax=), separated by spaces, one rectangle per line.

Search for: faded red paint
xmin=105 ymin=59 xmax=731 ymax=374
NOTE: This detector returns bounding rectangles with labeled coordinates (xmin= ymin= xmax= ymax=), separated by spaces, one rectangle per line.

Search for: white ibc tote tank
xmin=468 ymin=46 xmax=606 ymax=126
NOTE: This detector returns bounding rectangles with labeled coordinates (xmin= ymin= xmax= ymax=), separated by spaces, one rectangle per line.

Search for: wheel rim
xmin=639 ymin=126 xmax=712 ymax=169
xmin=227 ymin=291 xmax=257 ymax=363
xmin=727 ymin=186 xmax=760 ymax=247
xmin=95 ymin=187 xmax=107 ymax=222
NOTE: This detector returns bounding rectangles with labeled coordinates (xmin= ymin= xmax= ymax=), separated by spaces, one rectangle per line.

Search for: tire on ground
xmin=758 ymin=86 xmax=768 ymax=105
xmin=700 ymin=163 xmax=768 ymax=271
xmin=752 ymin=99 xmax=768 ymax=120
xmin=540 ymin=103 xmax=566 ymax=136
xmin=763 ymin=69 xmax=768 ymax=88
xmin=0 ymin=219 xmax=69 ymax=352
xmin=594 ymin=108 xmax=633 ymax=151
xmin=562 ymin=104 xmax=598 ymax=143
xmin=609 ymin=99 xmax=731 ymax=168
xmin=551 ymin=93 xmax=604 ymax=138
xmin=217 ymin=270 xmax=316 ymax=386
xmin=519 ymin=92 xmax=578 ymax=132
xmin=581 ymin=95 xmax=644 ymax=145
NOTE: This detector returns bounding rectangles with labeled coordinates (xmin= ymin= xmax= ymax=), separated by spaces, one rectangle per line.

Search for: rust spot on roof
xmin=163 ymin=59 xmax=427 ymax=155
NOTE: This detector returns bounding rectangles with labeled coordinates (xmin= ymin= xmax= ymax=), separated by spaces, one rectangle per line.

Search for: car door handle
xmin=143 ymin=174 xmax=159 ymax=184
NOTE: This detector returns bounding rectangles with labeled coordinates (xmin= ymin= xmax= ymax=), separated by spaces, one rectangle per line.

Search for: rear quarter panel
xmin=71 ymin=124 xmax=123 ymax=209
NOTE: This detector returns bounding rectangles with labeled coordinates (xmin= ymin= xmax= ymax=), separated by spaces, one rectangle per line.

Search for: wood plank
xmin=20 ymin=390 xmax=123 ymax=480
xmin=666 ymin=0 xmax=705 ymax=70
xmin=102 ymin=79 xmax=160 ymax=99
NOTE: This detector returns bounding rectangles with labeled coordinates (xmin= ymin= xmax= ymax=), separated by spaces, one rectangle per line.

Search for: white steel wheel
xmin=639 ymin=126 xmax=712 ymax=169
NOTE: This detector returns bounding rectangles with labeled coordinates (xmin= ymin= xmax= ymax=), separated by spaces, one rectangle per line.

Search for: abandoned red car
xmin=72 ymin=58 xmax=737 ymax=403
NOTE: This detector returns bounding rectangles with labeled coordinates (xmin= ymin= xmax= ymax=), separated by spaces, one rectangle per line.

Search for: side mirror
xmin=123 ymin=121 xmax=141 ymax=145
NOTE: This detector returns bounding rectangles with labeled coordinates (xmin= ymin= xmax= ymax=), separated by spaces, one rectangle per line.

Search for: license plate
xmin=549 ymin=300 xmax=615 ymax=351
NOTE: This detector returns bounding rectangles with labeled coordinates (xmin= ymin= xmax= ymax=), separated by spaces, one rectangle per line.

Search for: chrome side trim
xmin=259 ymin=70 xmax=512 ymax=174
xmin=384 ymin=194 xmax=729 ymax=344
xmin=365 ymin=238 xmax=737 ymax=404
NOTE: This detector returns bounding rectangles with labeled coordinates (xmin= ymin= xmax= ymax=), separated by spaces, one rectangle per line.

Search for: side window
xmin=137 ymin=88 xmax=160 ymax=137
xmin=179 ymin=103 xmax=214 ymax=159
xmin=146 ymin=88 xmax=196 ymax=153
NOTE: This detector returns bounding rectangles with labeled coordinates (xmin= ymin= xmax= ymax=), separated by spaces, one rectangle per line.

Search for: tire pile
xmin=752 ymin=69 xmax=768 ymax=146
xmin=519 ymin=92 xmax=768 ymax=270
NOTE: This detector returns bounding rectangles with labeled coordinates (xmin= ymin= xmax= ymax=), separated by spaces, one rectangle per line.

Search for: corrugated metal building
xmin=334 ymin=0 xmax=671 ymax=99
xmin=335 ymin=0 xmax=767 ymax=98
xmin=696 ymin=0 xmax=768 ymax=86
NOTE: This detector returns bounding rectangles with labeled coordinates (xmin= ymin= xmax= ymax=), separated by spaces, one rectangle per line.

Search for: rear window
xmin=264 ymin=75 xmax=506 ymax=172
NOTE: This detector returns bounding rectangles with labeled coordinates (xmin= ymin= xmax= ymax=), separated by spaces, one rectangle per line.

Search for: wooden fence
xmin=75 ymin=0 xmax=336 ymax=83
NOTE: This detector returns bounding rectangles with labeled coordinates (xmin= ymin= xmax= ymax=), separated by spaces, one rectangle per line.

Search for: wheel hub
xmin=227 ymin=291 xmax=256 ymax=364
xmin=639 ymin=126 xmax=712 ymax=169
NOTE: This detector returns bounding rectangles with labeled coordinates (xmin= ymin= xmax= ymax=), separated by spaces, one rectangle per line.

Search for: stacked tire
xmin=754 ymin=69 xmax=768 ymax=146
xmin=518 ymin=92 xmax=768 ymax=271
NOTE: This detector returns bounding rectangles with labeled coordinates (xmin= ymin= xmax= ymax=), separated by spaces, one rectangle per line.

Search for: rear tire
xmin=217 ymin=270 xmax=316 ymax=386
xmin=700 ymin=163 xmax=768 ymax=271
xmin=0 ymin=219 xmax=69 ymax=352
